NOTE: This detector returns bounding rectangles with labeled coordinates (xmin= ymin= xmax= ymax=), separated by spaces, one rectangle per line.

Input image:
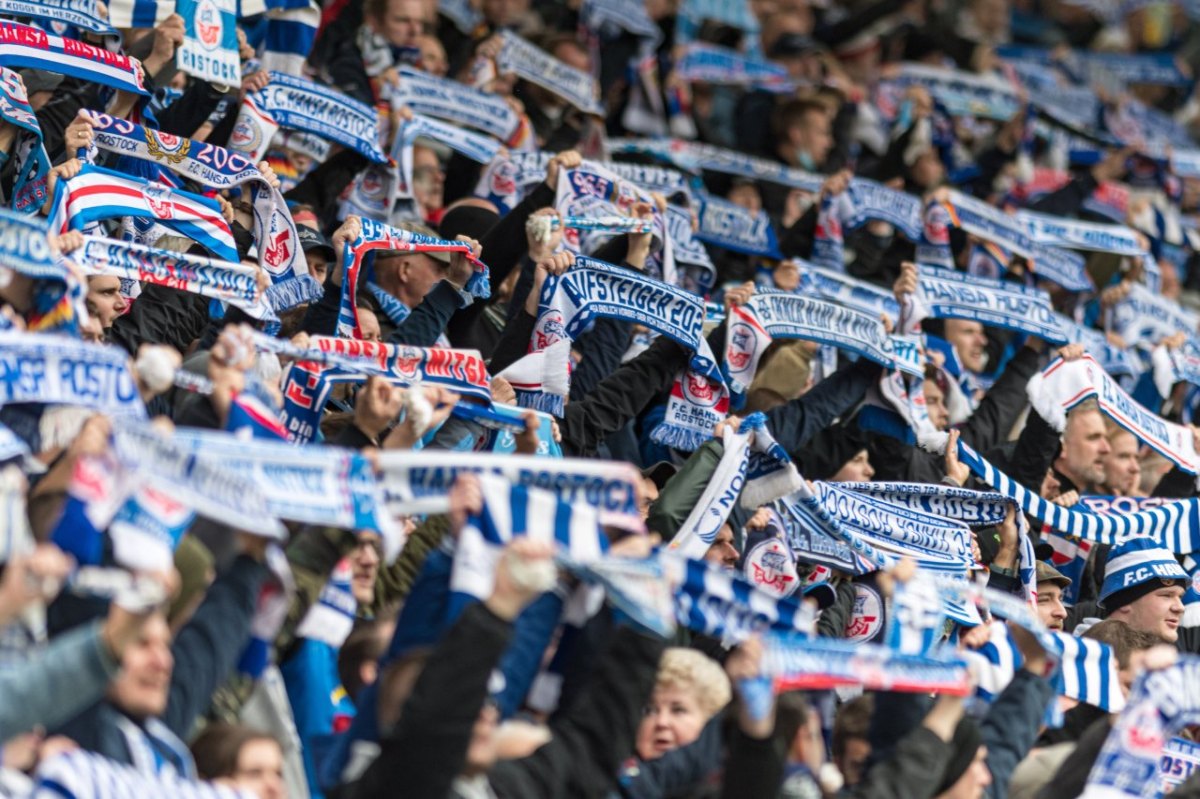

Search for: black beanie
xmin=795 ymin=424 xmax=869 ymax=481
xmin=936 ymin=719 xmax=983 ymax=795
xmin=1100 ymin=578 xmax=1171 ymax=616
xmin=438 ymin=205 xmax=500 ymax=242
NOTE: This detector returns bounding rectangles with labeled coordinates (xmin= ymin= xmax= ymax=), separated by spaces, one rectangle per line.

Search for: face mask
xmin=798 ymin=149 xmax=816 ymax=171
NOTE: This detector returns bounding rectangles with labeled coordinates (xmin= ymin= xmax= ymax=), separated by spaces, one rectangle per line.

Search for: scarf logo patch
xmin=683 ymin=372 xmax=720 ymax=407
xmin=145 ymin=129 xmax=190 ymax=164
xmin=195 ymin=0 xmax=223 ymax=49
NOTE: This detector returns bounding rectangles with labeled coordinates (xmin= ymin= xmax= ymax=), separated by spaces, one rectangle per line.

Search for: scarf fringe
xmin=516 ymin=390 xmax=564 ymax=417
xmin=266 ymin=273 xmax=323 ymax=312
xmin=649 ymin=421 xmax=709 ymax=452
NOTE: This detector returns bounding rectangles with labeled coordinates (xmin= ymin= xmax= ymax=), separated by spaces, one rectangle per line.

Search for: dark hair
xmin=772 ymin=98 xmax=828 ymax=138
xmin=338 ymin=618 xmax=392 ymax=703
xmin=377 ymin=646 xmax=434 ymax=732
xmin=832 ymin=695 xmax=873 ymax=759
xmin=191 ymin=723 xmax=279 ymax=781
xmin=1082 ymin=619 xmax=1164 ymax=668
xmin=773 ymin=691 xmax=814 ymax=750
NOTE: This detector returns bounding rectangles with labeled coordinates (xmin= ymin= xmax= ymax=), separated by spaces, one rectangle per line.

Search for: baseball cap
xmin=1098 ymin=538 xmax=1188 ymax=611
xmin=1035 ymin=560 xmax=1071 ymax=590
xmin=394 ymin=221 xmax=451 ymax=264
xmin=296 ymin=225 xmax=334 ymax=261
xmin=641 ymin=461 xmax=677 ymax=492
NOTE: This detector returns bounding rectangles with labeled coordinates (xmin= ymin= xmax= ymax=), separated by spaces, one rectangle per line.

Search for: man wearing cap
xmin=1034 ymin=562 xmax=1071 ymax=631
xmin=296 ymin=225 xmax=335 ymax=287
xmin=1097 ymin=538 xmax=1189 ymax=646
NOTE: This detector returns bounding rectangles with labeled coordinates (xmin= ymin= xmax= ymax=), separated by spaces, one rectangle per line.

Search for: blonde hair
xmin=654 ymin=648 xmax=732 ymax=719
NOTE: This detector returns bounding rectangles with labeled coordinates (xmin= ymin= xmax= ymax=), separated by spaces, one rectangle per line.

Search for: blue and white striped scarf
xmin=83 ymin=111 xmax=318 ymax=311
xmin=1084 ymin=657 xmax=1200 ymax=799
xmin=176 ymin=0 xmax=239 ymax=87
xmin=0 ymin=331 xmax=145 ymax=417
xmin=473 ymin=150 xmax=552 ymax=214
xmin=836 ymin=481 xmax=1011 ymax=527
xmin=1111 ymin=282 xmax=1200 ymax=354
xmin=1028 ymin=355 xmax=1200 ymax=478
xmin=957 ymin=438 xmax=1200 ymax=553
xmin=797 ymin=260 xmax=901 ymax=320
xmin=172 ymin=428 xmax=403 ymax=559
xmin=295 ymin=559 xmax=358 ymax=648
xmin=245 ymin=72 xmax=387 ymax=163
xmin=883 ymin=64 xmax=1020 ymax=122
xmin=908 ymin=263 xmax=1068 ymax=344
xmin=376 ymin=449 xmax=644 ymax=532
xmin=0 ymin=21 xmax=148 ymax=95
xmin=1016 ymin=209 xmax=1147 ymax=256
xmin=34 ymin=749 xmax=254 ymax=798
xmin=105 ymin=0 xmax=172 ymax=27
xmin=48 ymin=164 xmax=238 ymax=262
xmin=76 ymin=235 xmax=275 ymax=320
xmin=1057 ymin=311 xmax=1140 ymax=379
xmin=451 ymin=473 xmax=609 ymax=599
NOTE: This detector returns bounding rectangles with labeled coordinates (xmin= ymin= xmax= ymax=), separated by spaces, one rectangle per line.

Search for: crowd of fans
xmin=3 ymin=0 xmax=1200 ymax=796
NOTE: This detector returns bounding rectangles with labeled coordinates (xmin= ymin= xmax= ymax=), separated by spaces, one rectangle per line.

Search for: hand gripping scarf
xmin=0 ymin=22 xmax=147 ymax=95
xmin=1028 ymin=354 xmax=1200 ymax=479
xmin=83 ymin=111 xmax=318 ymax=310
xmin=76 ymin=235 xmax=275 ymax=321
xmin=48 ymin=163 xmax=237 ymax=262
xmin=336 ymin=217 xmax=490 ymax=338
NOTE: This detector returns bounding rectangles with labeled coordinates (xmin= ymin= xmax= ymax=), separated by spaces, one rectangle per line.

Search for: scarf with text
xmin=0 ymin=0 xmax=116 ymax=33
xmin=0 ymin=331 xmax=144 ymax=417
xmin=83 ymin=111 xmax=317 ymax=310
xmin=1110 ymin=281 xmax=1200 ymax=352
xmin=375 ymin=449 xmax=644 ymax=532
xmin=1016 ymin=209 xmax=1148 ymax=256
xmin=495 ymin=339 xmax=571 ymax=413
xmin=766 ymin=631 xmax=971 ymax=694
xmin=0 ymin=204 xmax=61 ymax=279
xmin=109 ymin=421 xmax=286 ymax=539
xmin=337 ymin=217 xmax=489 ymax=338
xmin=76 ymin=235 xmax=274 ymax=321
xmin=392 ymin=65 xmax=522 ymax=142
xmin=694 ymin=190 xmax=780 ymax=258
xmin=907 ymin=263 xmax=1068 ymax=343
xmin=490 ymin=30 xmax=603 ymax=116
xmin=674 ymin=42 xmax=794 ymax=91
xmin=1083 ymin=657 xmax=1200 ymax=799
xmin=172 ymin=428 xmax=403 ymax=560
xmin=0 ymin=22 xmax=148 ymax=95
xmin=1028 ymin=355 xmax=1200 ymax=478
xmin=239 ymin=72 xmax=387 ymax=163
xmin=607 ymin=137 xmax=824 ymax=191
xmin=919 ymin=189 xmax=1093 ymax=291
xmin=48 ymin=164 xmax=238 ymax=262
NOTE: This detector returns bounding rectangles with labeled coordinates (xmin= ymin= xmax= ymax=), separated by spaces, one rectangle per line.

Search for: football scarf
xmin=392 ymin=65 xmax=522 ymax=142
xmin=172 ymin=428 xmax=403 ymax=560
xmin=694 ymin=190 xmax=780 ymax=257
xmin=907 ymin=263 xmax=1068 ymax=344
xmin=48 ymin=164 xmax=238 ymax=263
xmin=495 ymin=339 xmax=571 ymax=413
xmin=1016 ymin=209 xmax=1148 ymax=256
xmin=0 ymin=204 xmax=61 ymax=278
xmin=1057 ymin=311 xmax=1140 ymax=379
xmin=176 ymin=0 xmax=239 ymax=87
xmin=837 ymin=481 xmax=1012 ymax=527
xmin=1152 ymin=342 xmax=1200 ymax=398
xmin=34 ymin=748 xmax=255 ymax=799
xmin=607 ymin=137 xmax=824 ymax=191
xmin=1110 ymin=282 xmax=1200 ymax=351
xmin=336 ymin=217 xmax=490 ymax=338
xmin=83 ymin=111 xmax=317 ymax=311
xmin=1028 ymin=355 xmax=1200 ymax=477
xmin=920 ymin=189 xmax=1093 ymax=291
xmin=1083 ymin=657 xmax=1200 ymax=799
xmin=76 ymin=235 xmax=275 ymax=321
xmin=673 ymin=42 xmax=794 ymax=91
xmin=491 ymin=30 xmax=603 ymax=116
xmin=765 ymin=631 xmax=971 ymax=694
xmin=375 ymin=449 xmax=644 ymax=532
xmin=0 ymin=331 xmax=145 ymax=417
xmin=797 ymin=260 xmax=901 ymax=320
xmin=0 ymin=67 xmax=49 ymax=214
xmin=651 ymin=338 xmax=730 ymax=450
xmin=109 ymin=420 xmax=286 ymax=539
xmin=0 ymin=0 xmax=116 ymax=34
xmin=451 ymin=473 xmax=608 ymax=599
xmin=105 ymin=0 xmax=173 ymax=27
xmin=295 ymin=560 xmax=357 ymax=648
xmin=241 ymin=72 xmax=387 ymax=163
xmin=956 ymin=438 xmax=1200 ymax=553
xmin=883 ymin=63 xmax=1020 ymax=121
xmin=0 ymin=22 xmax=148 ymax=95
xmin=473 ymin=150 xmax=552 ymax=214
